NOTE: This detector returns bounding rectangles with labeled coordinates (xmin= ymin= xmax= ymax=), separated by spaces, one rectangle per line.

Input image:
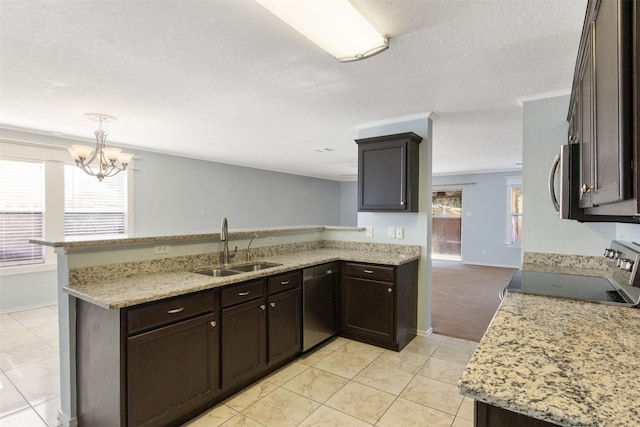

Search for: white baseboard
xmin=417 ymin=328 xmax=433 ymax=337
xmin=58 ymin=410 xmax=78 ymax=427
xmin=0 ymin=300 xmax=57 ymax=315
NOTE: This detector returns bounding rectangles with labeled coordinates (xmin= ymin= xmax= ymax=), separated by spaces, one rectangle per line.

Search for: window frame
xmin=505 ymin=176 xmax=523 ymax=247
xmin=0 ymin=138 xmax=134 ymax=276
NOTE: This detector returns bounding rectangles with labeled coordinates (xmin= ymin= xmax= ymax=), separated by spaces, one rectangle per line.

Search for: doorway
xmin=432 ymin=190 xmax=462 ymax=259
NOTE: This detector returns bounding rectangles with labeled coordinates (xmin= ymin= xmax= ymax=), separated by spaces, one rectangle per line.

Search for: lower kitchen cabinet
xmin=475 ymin=401 xmax=559 ymax=427
xmin=341 ymin=260 xmax=418 ymax=351
xmin=127 ymin=312 xmax=219 ymax=427
xmin=76 ymin=290 xmax=220 ymax=427
xmin=267 ymin=272 xmax=301 ymax=365
xmin=220 ymin=292 xmax=267 ymax=388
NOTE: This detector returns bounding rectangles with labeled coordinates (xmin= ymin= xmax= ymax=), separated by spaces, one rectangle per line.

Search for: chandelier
xmin=67 ymin=113 xmax=134 ymax=181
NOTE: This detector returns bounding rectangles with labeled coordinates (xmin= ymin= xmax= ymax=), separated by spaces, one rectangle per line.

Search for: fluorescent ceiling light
xmin=256 ymin=0 xmax=388 ymax=62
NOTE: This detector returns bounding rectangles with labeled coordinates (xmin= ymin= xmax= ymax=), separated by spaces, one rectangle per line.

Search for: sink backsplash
xmin=68 ymin=240 xmax=421 ymax=286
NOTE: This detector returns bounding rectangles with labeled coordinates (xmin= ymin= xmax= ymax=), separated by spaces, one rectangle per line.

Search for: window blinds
xmin=64 ymin=166 xmax=126 ymax=236
xmin=0 ymin=160 xmax=44 ymax=265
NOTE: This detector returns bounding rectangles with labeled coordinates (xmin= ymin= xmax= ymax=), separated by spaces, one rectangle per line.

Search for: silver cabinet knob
xmin=387 ymin=288 xmax=392 ymax=293
xmin=210 ymin=321 xmax=217 ymax=328
xmin=260 ymin=305 xmax=265 ymax=310
xmin=270 ymin=302 xmax=276 ymax=308
xmin=581 ymin=183 xmax=593 ymax=194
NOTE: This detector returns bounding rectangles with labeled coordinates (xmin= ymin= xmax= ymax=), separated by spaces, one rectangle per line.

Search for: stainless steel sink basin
xmin=231 ymin=262 xmax=282 ymax=272
xmin=194 ymin=268 xmax=242 ymax=277
xmin=193 ymin=262 xmax=281 ymax=277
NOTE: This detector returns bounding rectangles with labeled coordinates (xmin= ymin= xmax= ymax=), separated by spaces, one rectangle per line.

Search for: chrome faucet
xmin=220 ymin=217 xmax=236 ymax=266
xmin=247 ymin=233 xmax=259 ymax=261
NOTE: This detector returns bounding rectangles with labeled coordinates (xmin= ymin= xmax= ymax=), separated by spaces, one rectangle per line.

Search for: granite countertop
xmin=458 ymin=292 xmax=640 ymax=427
xmin=64 ymin=247 xmax=419 ymax=309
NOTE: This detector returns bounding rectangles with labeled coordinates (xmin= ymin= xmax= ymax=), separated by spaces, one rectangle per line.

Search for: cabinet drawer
xmin=268 ymin=271 xmax=300 ymax=294
xmin=221 ymin=280 xmax=265 ymax=307
xmin=344 ymin=263 xmax=395 ymax=282
xmin=127 ymin=291 xmax=216 ymax=335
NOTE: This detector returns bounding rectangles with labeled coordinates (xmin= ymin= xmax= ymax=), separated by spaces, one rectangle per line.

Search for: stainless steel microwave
xmin=549 ymin=143 xmax=580 ymax=219
xmin=549 ymin=144 xmax=632 ymax=223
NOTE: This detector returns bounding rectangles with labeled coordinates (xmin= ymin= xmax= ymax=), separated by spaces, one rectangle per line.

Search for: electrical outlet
xmin=154 ymin=245 xmax=170 ymax=255
xmin=388 ymin=227 xmax=396 ymax=238
xmin=266 ymin=236 xmax=275 ymax=242
xmin=395 ymin=227 xmax=404 ymax=239
xmin=366 ymin=227 xmax=373 ymax=238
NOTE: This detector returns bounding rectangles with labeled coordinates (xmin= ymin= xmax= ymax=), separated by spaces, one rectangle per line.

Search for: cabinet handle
xmin=210 ymin=321 xmax=217 ymax=328
xmin=238 ymin=291 xmax=250 ymax=296
xmin=581 ymin=183 xmax=593 ymax=194
xmin=280 ymin=280 xmax=290 ymax=285
xmin=363 ymin=269 xmax=374 ymax=274
xmin=167 ymin=307 xmax=184 ymax=314
xmin=400 ymin=146 xmax=405 ymax=206
xmin=270 ymin=302 xmax=276 ymax=308
xmin=388 ymin=288 xmax=392 ymax=293
xmin=260 ymin=304 xmax=266 ymax=310
xmin=568 ymin=134 xmax=577 ymax=142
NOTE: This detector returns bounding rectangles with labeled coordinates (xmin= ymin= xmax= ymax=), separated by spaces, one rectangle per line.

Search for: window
xmin=508 ymin=182 xmax=523 ymax=245
xmin=0 ymin=160 xmax=44 ymax=266
xmin=65 ymin=166 xmax=127 ymax=236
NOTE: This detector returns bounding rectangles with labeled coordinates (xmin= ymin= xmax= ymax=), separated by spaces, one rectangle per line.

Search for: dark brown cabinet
xmin=569 ymin=0 xmax=639 ymax=218
xmin=220 ymin=272 xmax=302 ymax=388
xmin=76 ymin=290 xmax=220 ymax=427
xmin=356 ymin=132 xmax=422 ymax=212
xmin=220 ymin=279 xmax=267 ymax=388
xmin=127 ymin=313 xmax=219 ymax=427
xmin=474 ymin=401 xmax=559 ymax=427
xmin=340 ymin=260 xmax=418 ymax=351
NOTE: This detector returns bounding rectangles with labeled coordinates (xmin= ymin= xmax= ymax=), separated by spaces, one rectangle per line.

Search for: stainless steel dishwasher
xmin=302 ymin=262 xmax=339 ymax=351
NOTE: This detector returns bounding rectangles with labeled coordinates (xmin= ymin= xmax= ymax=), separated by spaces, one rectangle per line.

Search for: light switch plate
xmin=366 ymin=227 xmax=373 ymax=238
xmin=395 ymin=227 xmax=404 ymax=239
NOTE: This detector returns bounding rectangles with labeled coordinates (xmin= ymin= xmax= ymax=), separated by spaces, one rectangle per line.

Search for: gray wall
xmin=339 ymin=181 xmax=357 ymax=226
xmin=522 ymin=95 xmax=616 ymax=255
xmin=132 ymin=151 xmax=341 ymax=234
xmin=432 ymin=171 xmax=522 ymax=268
xmin=0 ymin=129 xmax=343 ymax=311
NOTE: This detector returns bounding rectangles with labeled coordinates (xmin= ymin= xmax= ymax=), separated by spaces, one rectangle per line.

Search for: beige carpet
xmin=431 ymin=259 xmax=516 ymax=342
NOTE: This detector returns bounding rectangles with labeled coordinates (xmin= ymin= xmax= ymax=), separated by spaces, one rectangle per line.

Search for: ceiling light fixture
xmin=67 ymin=113 xmax=134 ymax=181
xmin=256 ymin=0 xmax=388 ymax=62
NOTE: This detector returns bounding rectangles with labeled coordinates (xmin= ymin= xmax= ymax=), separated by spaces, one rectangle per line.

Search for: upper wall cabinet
xmin=568 ymin=0 xmax=639 ymax=219
xmin=356 ymin=132 xmax=422 ymax=212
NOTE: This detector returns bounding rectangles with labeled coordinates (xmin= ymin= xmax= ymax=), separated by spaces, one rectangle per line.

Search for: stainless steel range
xmin=505 ymin=240 xmax=640 ymax=307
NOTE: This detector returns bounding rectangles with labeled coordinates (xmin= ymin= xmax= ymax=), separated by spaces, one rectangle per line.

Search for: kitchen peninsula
xmin=458 ymin=291 xmax=640 ymax=427
xmin=33 ymin=225 xmax=422 ymax=427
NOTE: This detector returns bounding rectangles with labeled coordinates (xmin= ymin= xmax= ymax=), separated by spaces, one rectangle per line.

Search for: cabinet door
xmin=267 ymin=288 xmax=301 ymax=365
xmin=591 ymin=0 xmax=633 ymax=206
xmin=220 ymin=298 xmax=267 ymax=388
xmin=579 ymin=21 xmax=595 ymax=208
xmin=359 ymin=140 xmax=407 ymax=211
xmin=341 ymin=277 xmax=394 ymax=343
xmin=127 ymin=313 xmax=219 ymax=427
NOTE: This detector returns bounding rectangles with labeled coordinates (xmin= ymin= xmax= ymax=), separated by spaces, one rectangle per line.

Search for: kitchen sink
xmin=194 ymin=268 xmax=242 ymax=277
xmin=231 ymin=262 xmax=282 ymax=272
xmin=193 ymin=262 xmax=281 ymax=277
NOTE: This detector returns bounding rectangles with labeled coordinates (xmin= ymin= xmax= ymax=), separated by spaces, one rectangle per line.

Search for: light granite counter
xmin=458 ymin=292 xmax=640 ymax=427
xmin=65 ymin=247 xmax=420 ymax=309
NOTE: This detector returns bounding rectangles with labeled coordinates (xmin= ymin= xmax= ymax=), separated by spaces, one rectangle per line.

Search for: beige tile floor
xmin=0 ymin=305 xmax=477 ymax=427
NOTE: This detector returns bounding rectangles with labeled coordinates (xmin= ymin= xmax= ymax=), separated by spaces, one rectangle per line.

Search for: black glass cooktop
xmin=507 ymin=270 xmax=629 ymax=304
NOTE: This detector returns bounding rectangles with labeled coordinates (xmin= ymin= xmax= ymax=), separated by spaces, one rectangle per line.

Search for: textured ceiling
xmin=0 ymin=0 xmax=587 ymax=180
